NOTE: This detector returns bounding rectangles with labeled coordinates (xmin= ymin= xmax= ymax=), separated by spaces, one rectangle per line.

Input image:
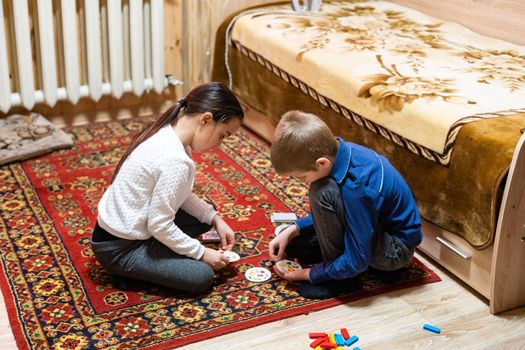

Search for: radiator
xmin=0 ymin=0 xmax=179 ymax=113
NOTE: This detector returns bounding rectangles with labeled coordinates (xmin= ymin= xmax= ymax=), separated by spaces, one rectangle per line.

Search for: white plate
xmin=275 ymin=259 xmax=302 ymax=274
xmin=245 ymin=267 xmax=272 ymax=282
xmin=220 ymin=250 xmax=240 ymax=263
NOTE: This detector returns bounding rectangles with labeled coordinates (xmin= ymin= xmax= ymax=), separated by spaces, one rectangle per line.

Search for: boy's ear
xmin=316 ymin=157 xmax=332 ymax=168
xmin=199 ymin=112 xmax=213 ymax=125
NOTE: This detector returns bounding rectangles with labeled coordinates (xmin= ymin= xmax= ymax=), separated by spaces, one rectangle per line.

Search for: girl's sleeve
xmin=180 ymin=194 xmax=217 ymax=225
xmin=146 ymin=159 xmax=205 ymax=260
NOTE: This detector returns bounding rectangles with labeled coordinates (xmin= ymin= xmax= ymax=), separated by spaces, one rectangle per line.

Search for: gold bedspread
xmin=212 ymin=1 xmax=525 ymax=249
xmin=228 ymin=1 xmax=525 ymax=165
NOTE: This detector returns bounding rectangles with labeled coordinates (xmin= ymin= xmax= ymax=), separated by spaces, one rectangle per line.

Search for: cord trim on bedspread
xmin=229 ymin=40 xmax=525 ymax=166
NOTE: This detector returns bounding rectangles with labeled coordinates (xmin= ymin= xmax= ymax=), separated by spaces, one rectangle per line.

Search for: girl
xmin=91 ymin=82 xmax=244 ymax=294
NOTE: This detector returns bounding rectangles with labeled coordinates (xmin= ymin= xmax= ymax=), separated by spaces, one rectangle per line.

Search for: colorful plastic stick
xmin=345 ymin=335 xmax=359 ymax=346
xmin=341 ymin=328 xmax=350 ymax=340
xmin=423 ymin=323 xmax=441 ymax=334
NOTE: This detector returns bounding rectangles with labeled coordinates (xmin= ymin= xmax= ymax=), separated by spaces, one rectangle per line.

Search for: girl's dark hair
xmin=111 ymin=82 xmax=243 ymax=183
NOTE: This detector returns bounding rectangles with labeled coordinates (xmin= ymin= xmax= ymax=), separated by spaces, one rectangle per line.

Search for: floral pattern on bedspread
xmin=357 ymin=55 xmax=467 ymax=113
xmin=229 ymin=1 xmax=525 ymax=164
xmin=459 ymin=50 xmax=525 ymax=92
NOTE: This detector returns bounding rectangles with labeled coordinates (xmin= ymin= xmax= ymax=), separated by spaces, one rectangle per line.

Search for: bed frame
xmin=420 ymin=132 xmax=525 ymax=314
xmin=376 ymin=0 xmax=525 ymax=314
xmin=214 ymin=0 xmax=525 ymax=314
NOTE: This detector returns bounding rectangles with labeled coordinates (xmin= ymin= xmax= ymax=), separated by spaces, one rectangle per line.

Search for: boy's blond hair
xmin=271 ymin=110 xmax=338 ymax=173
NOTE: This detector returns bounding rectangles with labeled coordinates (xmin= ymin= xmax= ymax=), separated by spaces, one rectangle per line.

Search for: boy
xmin=269 ymin=111 xmax=422 ymax=299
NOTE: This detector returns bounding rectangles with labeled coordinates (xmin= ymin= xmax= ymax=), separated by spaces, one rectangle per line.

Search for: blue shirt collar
xmin=331 ymin=138 xmax=352 ymax=184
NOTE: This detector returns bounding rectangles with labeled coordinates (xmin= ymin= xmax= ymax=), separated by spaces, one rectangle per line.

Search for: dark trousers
xmin=287 ymin=177 xmax=414 ymax=272
xmin=91 ymin=210 xmax=214 ymax=293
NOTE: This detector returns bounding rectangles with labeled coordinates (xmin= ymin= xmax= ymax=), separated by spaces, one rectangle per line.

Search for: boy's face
xmin=285 ymin=157 xmax=332 ymax=184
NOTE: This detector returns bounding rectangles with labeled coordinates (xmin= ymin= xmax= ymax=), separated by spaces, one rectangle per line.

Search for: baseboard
xmin=48 ymin=100 xmax=175 ymax=128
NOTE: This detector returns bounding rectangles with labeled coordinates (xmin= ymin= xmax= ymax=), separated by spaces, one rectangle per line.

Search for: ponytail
xmin=110 ymin=82 xmax=243 ymax=184
xmin=110 ymin=100 xmax=185 ymax=183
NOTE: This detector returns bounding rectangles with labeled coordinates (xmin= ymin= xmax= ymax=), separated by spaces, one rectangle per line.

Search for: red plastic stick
xmin=309 ymin=332 xmax=327 ymax=339
xmin=341 ymin=328 xmax=350 ymax=340
xmin=309 ymin=337 xmax=325 ymax=348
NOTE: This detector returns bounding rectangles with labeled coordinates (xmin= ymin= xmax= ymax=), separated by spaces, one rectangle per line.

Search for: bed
xmin=211 ymin=0 xmax=525 ymax=314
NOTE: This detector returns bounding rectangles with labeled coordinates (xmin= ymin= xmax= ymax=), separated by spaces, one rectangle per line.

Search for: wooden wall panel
xmin=388 ymin=0 xmax=525 ymax=46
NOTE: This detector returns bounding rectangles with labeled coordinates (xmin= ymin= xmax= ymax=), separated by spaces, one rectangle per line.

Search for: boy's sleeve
xmin=309 ymin=183 xmax=381 ymax=284
xmin=294 ymin=215 xmax=314 ymax=234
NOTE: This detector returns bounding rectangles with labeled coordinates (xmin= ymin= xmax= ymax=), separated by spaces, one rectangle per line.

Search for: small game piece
xmin=318 ymin=334 xmax=336 ymax=349
xmin=245 ymin=267 xmax=272 ymax=282
xmin=423 ymin=323 xmax=441 ymax=334
xmin=270 ymin=212 xmax=297 ymax=223
xmin=310 ymin=337 xmax=325 ymax=348
xmin=345 ymin=335 xmax=358 ymax=346
xmin=329 ymin=333 xmax=337 ymax=345
xmin=319 ymin=342 xmax=336 ymax=349
xmin=353 ymin=347 xmax=361 ymax=350
xmin=340 ymin=328 xmax=350 ymax=340
xmin=275 ymin=259 xmax=302 ymax=274
xmin=219 ymin=250 xmax=240 ymax=263
xmin=308 ymin=332 xmax=327 ymax=339
xmin=201 ymin=229 xmax=220 ymax=243
xmin=274 ymin=224 xmax=291 ymax=236
xmin=334 ymin=333 xmax=345 ymax=346
xmin=321 ymin=342 xmax=337 ymax=349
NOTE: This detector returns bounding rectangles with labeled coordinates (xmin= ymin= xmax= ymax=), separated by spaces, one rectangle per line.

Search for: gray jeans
xmin=294 ymin=177 xmax=414 ymax=272
xmin=91 ymin=210 xmax=214 ymax=294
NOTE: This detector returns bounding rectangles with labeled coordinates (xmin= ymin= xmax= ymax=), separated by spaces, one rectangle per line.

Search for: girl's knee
xmin=185 ymin=264 xmax=214 ymax=293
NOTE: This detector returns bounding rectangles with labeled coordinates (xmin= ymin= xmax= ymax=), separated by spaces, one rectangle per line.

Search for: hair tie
xmin=178 ymin=99 xmax=187 ymax=108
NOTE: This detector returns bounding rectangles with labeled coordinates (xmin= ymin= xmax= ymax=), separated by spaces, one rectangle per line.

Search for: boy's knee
xmin=309 ymin=178 xmax=341 ymax=212
xmin=310 ymin=177 xmax=338 ymax=195
xmin=369 ymin=236 xmax=414 ymax=272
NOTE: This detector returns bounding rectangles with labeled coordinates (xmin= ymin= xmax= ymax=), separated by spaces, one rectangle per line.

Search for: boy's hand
xmin=201 ymin=247 xmax=229 ymax=271
xmin=275 ymin=266 xmax=311 ymax=281
xmin=212 ymin=215 xmax=235 ymax=251
xmin=269 ymin=225 xmax=299 ymax=261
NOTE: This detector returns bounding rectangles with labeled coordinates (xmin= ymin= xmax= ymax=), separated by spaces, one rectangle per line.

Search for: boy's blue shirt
xmin=295 ymin=138 xmax=423 ymax=284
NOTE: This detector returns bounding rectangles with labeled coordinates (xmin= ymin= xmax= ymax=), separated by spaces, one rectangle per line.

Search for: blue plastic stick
xmin=345 ymin=335 xmax=359 ymax=346
xmin=423 ymin=323 xmax=441 ymax=334
xmin=334 ymin=333 xmax=345 ymax=346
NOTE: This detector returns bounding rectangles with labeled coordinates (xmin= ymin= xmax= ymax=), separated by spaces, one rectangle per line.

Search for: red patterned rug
xmin=0 ymin=118 xmax=440 ymax=349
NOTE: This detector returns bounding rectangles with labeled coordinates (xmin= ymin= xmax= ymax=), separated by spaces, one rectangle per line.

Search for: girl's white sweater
xmin=97 ymin=125 xmax=216 ymax=260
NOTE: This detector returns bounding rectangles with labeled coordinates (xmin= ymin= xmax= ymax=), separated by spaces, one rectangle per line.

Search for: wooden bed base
xmin=418 ymin=130 xmax=525 ymax=314
xmin=241 ymin=102 xmax=525 ymax=314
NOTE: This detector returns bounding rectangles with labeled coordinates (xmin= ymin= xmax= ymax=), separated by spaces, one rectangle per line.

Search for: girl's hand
xmin=274 ymin=266 xmax=311 ymax=281
xmin=201 ymin=247 xmax=229 ymax=271
xmin=269 ymin=225 xmax=299 ymax=261
xmin=212 ymin=215 xmax=235 ymax=251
